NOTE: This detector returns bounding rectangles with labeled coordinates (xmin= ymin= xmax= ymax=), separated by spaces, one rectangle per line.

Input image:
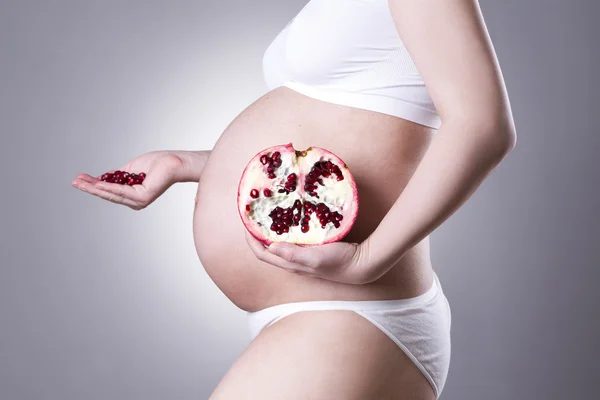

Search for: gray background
xmin=1 ymin=0 xmax=598 ymax=399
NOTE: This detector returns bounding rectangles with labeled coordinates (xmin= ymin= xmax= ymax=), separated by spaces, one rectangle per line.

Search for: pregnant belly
xmin=193 ymin=86 xmax=435 ymax=312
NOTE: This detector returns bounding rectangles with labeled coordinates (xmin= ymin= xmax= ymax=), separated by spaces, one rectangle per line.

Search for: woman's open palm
xmin=72 ymin=150 xmax=184 ymax=210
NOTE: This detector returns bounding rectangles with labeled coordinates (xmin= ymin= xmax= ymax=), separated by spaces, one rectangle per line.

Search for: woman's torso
xmin=193 ymin=0 xmax=438 ymax=312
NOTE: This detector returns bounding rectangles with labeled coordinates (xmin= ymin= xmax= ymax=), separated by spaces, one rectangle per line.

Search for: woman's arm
xmin=357 ymin=0 xmax=517 ymax=282
xmin=173 ymin=150 xmax=212 ymax=183
xmin=245 ymin=0 xmax=516 ymax=285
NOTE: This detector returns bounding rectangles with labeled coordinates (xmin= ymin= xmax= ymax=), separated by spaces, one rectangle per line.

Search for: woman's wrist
xmin=354 ymin=234 xmax=408 ymax=284
xmin=172 ymin=150 xmax=211 ymax=183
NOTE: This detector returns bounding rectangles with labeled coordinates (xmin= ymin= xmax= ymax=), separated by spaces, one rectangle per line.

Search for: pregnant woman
xmin=72 ymin=0 xmax=516 ymax=398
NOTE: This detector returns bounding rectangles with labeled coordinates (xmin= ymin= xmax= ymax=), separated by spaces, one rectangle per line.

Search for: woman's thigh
xmin=209 ymin=310 xmax=435 ymax=400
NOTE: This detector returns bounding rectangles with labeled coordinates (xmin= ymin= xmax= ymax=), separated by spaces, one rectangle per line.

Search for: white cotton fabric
xmin=262 ymin=0 xmax=442 ymax=129
xmin=247 ymin=271 xmax=452 ymax=398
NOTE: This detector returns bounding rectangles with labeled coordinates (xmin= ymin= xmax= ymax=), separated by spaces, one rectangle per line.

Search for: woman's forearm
xmin=174 ymin=150 xmax=212 ymax=183
xmin=359 ymin=118 xmax=516 ymax=283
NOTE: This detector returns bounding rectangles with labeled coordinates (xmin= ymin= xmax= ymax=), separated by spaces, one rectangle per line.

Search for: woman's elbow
xmin=487 ymin=115 xmax=517 ymax=160
xmin=445 ymin=110 xmax=517 ymax=161
xmin=461 ymin=109 xmax=517 ymax=161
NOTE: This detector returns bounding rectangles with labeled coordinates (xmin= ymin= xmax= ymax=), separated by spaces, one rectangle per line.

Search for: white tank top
xmin=262 ymin=0 xmax=441 ymax=129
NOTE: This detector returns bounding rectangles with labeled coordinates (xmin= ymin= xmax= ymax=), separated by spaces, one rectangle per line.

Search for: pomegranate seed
xmin=264 ymin=189 xmax=272 ymax=197
xmin=250 ymin=189 xmax=259 ymax=198
xmin=301 ymin=225 xmax=310 ymax=233
xmin=272 ymin=151 xmax=281 ymax=160
xmin=336 ymin=175 xmax=344 ymax=181
xmin=267 ymin=166 xmax=274 ymax=173
xmin=287 ymin=173 xmax=297 ymax=181
xmin=246 ymin=204 xmax=251 ymax=211
xmin=334 ymin=222 xmax=340 ymax=228
xmin=272 ymin=159 xmax=282 ymax=168
xmin=99 ymin=171 xmax=145 ymax=185
xmin=260 ymin=155 xmax=269 ymax=165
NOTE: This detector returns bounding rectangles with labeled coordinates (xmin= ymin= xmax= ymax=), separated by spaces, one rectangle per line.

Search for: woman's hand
xmin=71 ymin=150 xmax=185 ymax=210
xmin=244 ymin=231 xmax=373 ymax=285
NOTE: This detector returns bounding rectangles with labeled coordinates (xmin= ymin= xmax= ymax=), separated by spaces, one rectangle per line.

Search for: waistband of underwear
xmin=247 ymin=270 xmax=442 ymax=315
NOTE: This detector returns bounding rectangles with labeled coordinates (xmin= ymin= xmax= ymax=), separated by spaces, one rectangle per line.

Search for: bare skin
xmin=209 ymin=311 xmax=436 ymax=400
xmin=193 ymin=86 xmax=437 ymax=312
xmin=72 ymin=0 xmax=516 ymax=398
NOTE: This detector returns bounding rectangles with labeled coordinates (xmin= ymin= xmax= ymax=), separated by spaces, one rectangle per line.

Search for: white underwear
xmin=247 ymin=271 xmax=452 ymax=398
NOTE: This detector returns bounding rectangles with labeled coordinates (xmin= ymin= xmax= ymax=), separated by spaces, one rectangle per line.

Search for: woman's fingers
xmin=244 ymin=231 xmax=310 ymax=275
xmin=75 ymin=173 xmax=99 ymax=183
xmin=72 ymin=178 xmax=144 ymax=210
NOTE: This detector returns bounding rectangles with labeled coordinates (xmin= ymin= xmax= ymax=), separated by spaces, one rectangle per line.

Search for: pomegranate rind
xmin=237 ymin=143 xmax=359 ymax=246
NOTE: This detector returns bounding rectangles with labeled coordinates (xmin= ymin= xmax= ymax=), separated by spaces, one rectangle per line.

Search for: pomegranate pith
xmin=237 ymin=143 xmax=359 ymax=246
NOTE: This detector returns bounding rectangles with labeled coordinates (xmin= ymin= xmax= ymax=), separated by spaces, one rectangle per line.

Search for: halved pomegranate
xmin=238 ymin=143 xmax=359 ymax=246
